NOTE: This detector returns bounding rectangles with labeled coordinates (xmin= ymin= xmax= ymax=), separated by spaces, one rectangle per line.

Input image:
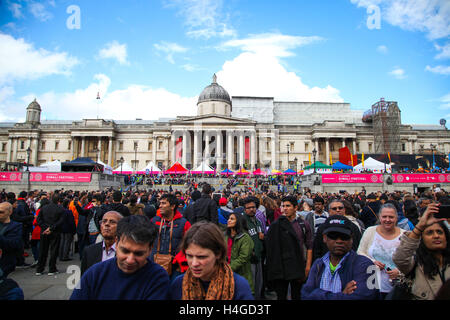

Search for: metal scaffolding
xmin=363 ymin=98 xmax=401 ymax=155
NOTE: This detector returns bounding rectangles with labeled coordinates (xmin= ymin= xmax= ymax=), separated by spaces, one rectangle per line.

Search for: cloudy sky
xmin=0 ymin=0 xmax=449 ymax=125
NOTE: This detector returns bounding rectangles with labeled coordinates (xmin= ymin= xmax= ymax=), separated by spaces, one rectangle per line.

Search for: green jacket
xmin=226 ymin=232 xmax=255 ymax=294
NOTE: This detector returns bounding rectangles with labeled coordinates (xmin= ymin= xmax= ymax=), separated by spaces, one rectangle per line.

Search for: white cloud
xmin=153 ymin=41 xmax=188 ymax=64
xmin=0 ymin=74 xmax=198 ymax=122
xmin=389 ymin=67 xmax=406 ymax=79
xmin=165 ymin=0 xmax=236 ymax=39
xmin=220 ymin=33 xmax=324 ymax=58
xmin=377 ymin=45 xmax=388 ymax=54
xmin=0 ymin=33 xmax=79 ymax=85
xmin=350 ymin=0 xmax=450 ymax=40
xmin=435 ymin=43 xmax=450 ymax=60
xmin=8 ymin=2 xmax=24 ymax=19
xmin=438 ymin=93 xmax=450 ymax=109
xmin=98 ymin=41 xmax=129 ymax=65
xmin=215 ymin=33 xmax=342 ymax=103
xmin=28 ymin=1 xmax=53 ymax=22
xmin=425 ymin=65 xmax=450 ymax=75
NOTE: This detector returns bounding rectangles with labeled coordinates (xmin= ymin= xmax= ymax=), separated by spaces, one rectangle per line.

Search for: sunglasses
xmin=326 ymin=232 xmax=351 ymax=241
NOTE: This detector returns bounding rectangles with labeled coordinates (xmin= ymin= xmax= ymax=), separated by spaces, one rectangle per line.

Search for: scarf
xmin=181 ymin=262 xmax=235 ymax=300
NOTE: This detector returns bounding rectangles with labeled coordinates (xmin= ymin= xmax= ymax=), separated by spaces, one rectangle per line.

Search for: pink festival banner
xmin=30 ymin=172 xmax=92 ymax=183
xmin=392 ymin=174 xmax=450 ymax=184
xmin=322 ymin=173 xmax=450 ymax=184
xmin=0 ymin=172 xmax=22 ymax=181
xmin=322 ymin=174 xmax=383 ymax=184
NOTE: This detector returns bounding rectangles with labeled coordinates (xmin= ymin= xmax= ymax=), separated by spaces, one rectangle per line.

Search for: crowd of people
xmin=0 ymin=184 xmax=449 ymax=301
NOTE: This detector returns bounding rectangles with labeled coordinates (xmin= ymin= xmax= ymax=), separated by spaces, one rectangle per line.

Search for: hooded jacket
xmin=226 ymin=232 xmax=254 ymax=293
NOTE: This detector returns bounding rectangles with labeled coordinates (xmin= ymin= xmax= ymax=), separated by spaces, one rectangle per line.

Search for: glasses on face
xmin=101 ymin=219 xmax=118 ymax=225
xmin=330 ymin=206 xmax=344 ymax=211
xmin=326 ymin=232 xmax=351 ymax=241
xmin=245 ymin=206 xmax=256 ymax=210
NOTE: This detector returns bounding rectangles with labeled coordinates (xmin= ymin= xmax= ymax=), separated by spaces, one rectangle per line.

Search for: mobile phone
xmin=386 ymin=267 xmax=391 ymax=271
xmin=435 ymin=204 xmax=450 ymax=219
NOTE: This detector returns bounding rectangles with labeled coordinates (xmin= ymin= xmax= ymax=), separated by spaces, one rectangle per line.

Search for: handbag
xmin=153 ymin=219 xmax=174 ymax=275
xmin=385 ymin=263 xmax=416 ymax=300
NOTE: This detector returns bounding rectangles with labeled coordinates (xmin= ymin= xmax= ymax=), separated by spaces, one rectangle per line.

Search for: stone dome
xmin=27 ymin=98 xmax=41 ymax=111
xmin=197 ymin=74 xmax=231 ymax=105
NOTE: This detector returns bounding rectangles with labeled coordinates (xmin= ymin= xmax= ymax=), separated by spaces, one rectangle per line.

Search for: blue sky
xmin=0 ymin=0 xmax=449 ymax=125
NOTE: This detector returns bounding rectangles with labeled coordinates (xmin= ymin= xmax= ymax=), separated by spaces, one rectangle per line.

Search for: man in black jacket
xmin=0 ymin=201 xmax=23 ymax=278
xmin=360 ymin=193 xmax=380 ymax=228
xmin=36 ymin=194 xmax=65 ymax=275
xmin=106 ymin=191 xmax=130 ymax=217
xmin=191 ymin=184 xmax=218 ymax=224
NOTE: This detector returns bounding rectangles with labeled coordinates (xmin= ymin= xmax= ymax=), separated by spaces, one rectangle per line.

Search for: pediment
xmin=172 ymin=114 xmax=256 ymax=125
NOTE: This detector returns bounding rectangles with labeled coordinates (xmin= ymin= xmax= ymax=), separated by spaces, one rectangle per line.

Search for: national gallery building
xmin=1 ymin=75 xmax=449 ymax=172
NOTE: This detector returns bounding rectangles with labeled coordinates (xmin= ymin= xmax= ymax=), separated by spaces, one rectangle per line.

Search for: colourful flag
xmin=362 ymin=153 xmax=365 ymax=167
xmin=330 ymin=153 xmax=333 ymax=166
xmin=388 ymin=152 xmax=391 ymax=163
xmin=309 ymin=153 xmax=311 ymax=165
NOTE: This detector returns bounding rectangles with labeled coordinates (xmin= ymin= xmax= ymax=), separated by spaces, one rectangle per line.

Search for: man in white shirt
xmin=80 ymin=211 xmax=123 ymax=274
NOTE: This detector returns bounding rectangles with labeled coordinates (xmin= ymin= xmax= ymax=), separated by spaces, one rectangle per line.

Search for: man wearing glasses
xmin=312 ymin=200 xmax=362 ymax=262
xmin=80 ymin=211 xmax=123 ymax=275
xmin=301 ymin=215 xmax=380 ymax=300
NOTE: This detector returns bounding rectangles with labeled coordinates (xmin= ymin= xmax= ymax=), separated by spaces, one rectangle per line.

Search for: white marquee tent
xmin=192 ymin=161 xmax=215 ymax=174
xmin=353 ymin=157 xmax=391 ymax=173
xmin=28 ymin=160 xmax=61 ymax=172
xmin=97 ymin=160 xmax=113 ymax=175
xmin=113 ymin=161 xmax=135 ymax=174
xmin=140 ymin=161 xmax=161 ymax=173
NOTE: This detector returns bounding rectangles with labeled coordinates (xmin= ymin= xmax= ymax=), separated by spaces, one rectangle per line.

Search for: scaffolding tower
xmin=363 ymin=98 xmax=401 ymax=155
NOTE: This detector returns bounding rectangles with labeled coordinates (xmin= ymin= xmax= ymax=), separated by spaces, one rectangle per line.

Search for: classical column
xmin=216 ymin=130 xmax=223 ymax=172
xmin=152 ymin=136 xmax=157 ymax=164
xmin=193 ymin=131 xmax=199 ymax=169
xmin=71 ymin=137 xmax=76 ymax=160
xmin=170 ymin=132 xmax=176 ymax=164
xmin=6 ymin=137 xmax=12 ymax=162
xmin=227 ymin=130 xmax=233 ymax=169
xmin=315 ymin=139 xmax=319 ymax=155
xmin=271 ymin=134 xmax=276 ymax=170
xmin=108 ymin=137 xmax=113 ymax=165
xmin=97 ymin=138 xmax=102 ymax=162
xmin=326 ymin=138 xmax=330 ymax=166
xmin=409 ymin=140 xmax=414 ymax=155
xmin=81 ymin=137 xmax=86 ymax=157
xmin=239 ymin=131 xmax=244 ymax=168
xmin=342 ymin=138 xmax=346 ymax=148
xmin=353 ymin=140 xmax=357 ymax=155
xmin=182 ymin=131 xmax=188 ymax=168
xmin=250 ymin=130 xmax=256 ymax=170
xmin=204 ymin=131 xmax=210 ymax=166
xmin=33 ymin=138 xmax=39 ymax=166
xmin=12 ymin=138 xmax=17 ymax=162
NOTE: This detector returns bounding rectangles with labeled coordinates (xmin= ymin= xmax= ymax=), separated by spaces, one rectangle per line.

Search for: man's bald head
xmin=0 ymin=201 xmax=13 ymax=223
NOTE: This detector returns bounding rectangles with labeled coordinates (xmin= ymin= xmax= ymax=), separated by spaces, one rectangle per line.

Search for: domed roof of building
xmin=27 ymin=98 xmax=41 ymax=111
xmin=197 ymin=74 xmax=231 ymax=105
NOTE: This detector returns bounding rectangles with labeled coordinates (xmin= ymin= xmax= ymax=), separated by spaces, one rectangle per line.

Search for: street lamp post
xmin=294 ymin=157 xmax=298 ymax=173
xmin=26 ymin=147 xmax=31 ymax=192
xmin=119 ymin=156 xmax=124 ymax=175
xmin=312 ymin=148 xmax=317 ymax=173
xmin=134 ymin=143 xmax=138 ymax=174
xmin=286 ymin=143 xmax=290 ymax=170
xmin=430 ymin=144 xmax=436 ymax=171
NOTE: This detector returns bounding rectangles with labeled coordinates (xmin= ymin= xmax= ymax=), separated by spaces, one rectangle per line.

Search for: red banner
xmin=30 ymin=172 xmax=92 ymax=182
xmin=245 ymin=137 xmax=250 ymax=161
xmin=176 ymin=137 xmax=182 ymax=161
xmin=0 ymin=172 xmax=22 ymax=181
xmin=322 ymin=174 xmax=383 ymax=184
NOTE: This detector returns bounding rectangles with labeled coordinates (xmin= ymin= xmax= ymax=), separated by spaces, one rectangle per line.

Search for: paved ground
xmin=8 ymin=248 xmax=279 ymax=300
xmin=8 ymin=248 xmax=80 ymax=300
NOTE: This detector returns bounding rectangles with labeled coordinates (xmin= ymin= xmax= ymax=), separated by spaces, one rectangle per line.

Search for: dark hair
xmin=116 ymin=215 xmax=157 ymax=246
xmin=62 ymin=198 xmax=70 ymax=209
xmin=242 ymin=196 xmax=258 ymax=208
xmin=313 ymin=196 xmax=324 ymax=204
xmin=180 ymin=221 xmax=227 ymax=265
xmin=416 ymin=221 xmax=450 ymax=279
xmin=18 ymin=191 xmax=27 ymax=198
xmin=403 ymin=199 xmax=419 ymax=225
xmin=160 ymin=193 xmax=178 ymax=208
xmin=281 ymin=195 xmax=298 ymax=208
xmin=39 ymin=197 xmax=50 ymax=209
xmin=202 ymin=183 xmax=212 ymax=195
xmin=113 ymin=190 xmax=123 ymax=202
xmin=129 ymin=195 xmax=138 ymax=205
xmin=226 ymin=212 xmax=248 ymax=237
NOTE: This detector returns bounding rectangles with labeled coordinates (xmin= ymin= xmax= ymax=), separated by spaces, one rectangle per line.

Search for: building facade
xmin=1 ymin=75 xmax=449 ymax=172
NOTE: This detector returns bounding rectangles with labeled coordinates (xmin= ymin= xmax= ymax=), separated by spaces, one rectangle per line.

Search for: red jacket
xmin=31 ymin=209 xmax=41 ymax=240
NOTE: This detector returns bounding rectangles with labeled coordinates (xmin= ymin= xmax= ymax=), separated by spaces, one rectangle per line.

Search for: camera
xmin=435 ymin=204 xmax=450 ymax=219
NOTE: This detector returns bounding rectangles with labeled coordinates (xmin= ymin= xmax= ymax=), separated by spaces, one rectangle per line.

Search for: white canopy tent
xmin=28 ymin=160 xmax=61 ymax=172
xmin=192 ymin=161 xmax=215 ymax=173
xmin=97 ymin=160 xmax=113 ymax=175
xmin=140 ymin=161 xmax=161 ymax=173
xmin=353 ymin=157 xmax=391 ymax=173
xmin=113 ymin=161 xmax=135 ymax=174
